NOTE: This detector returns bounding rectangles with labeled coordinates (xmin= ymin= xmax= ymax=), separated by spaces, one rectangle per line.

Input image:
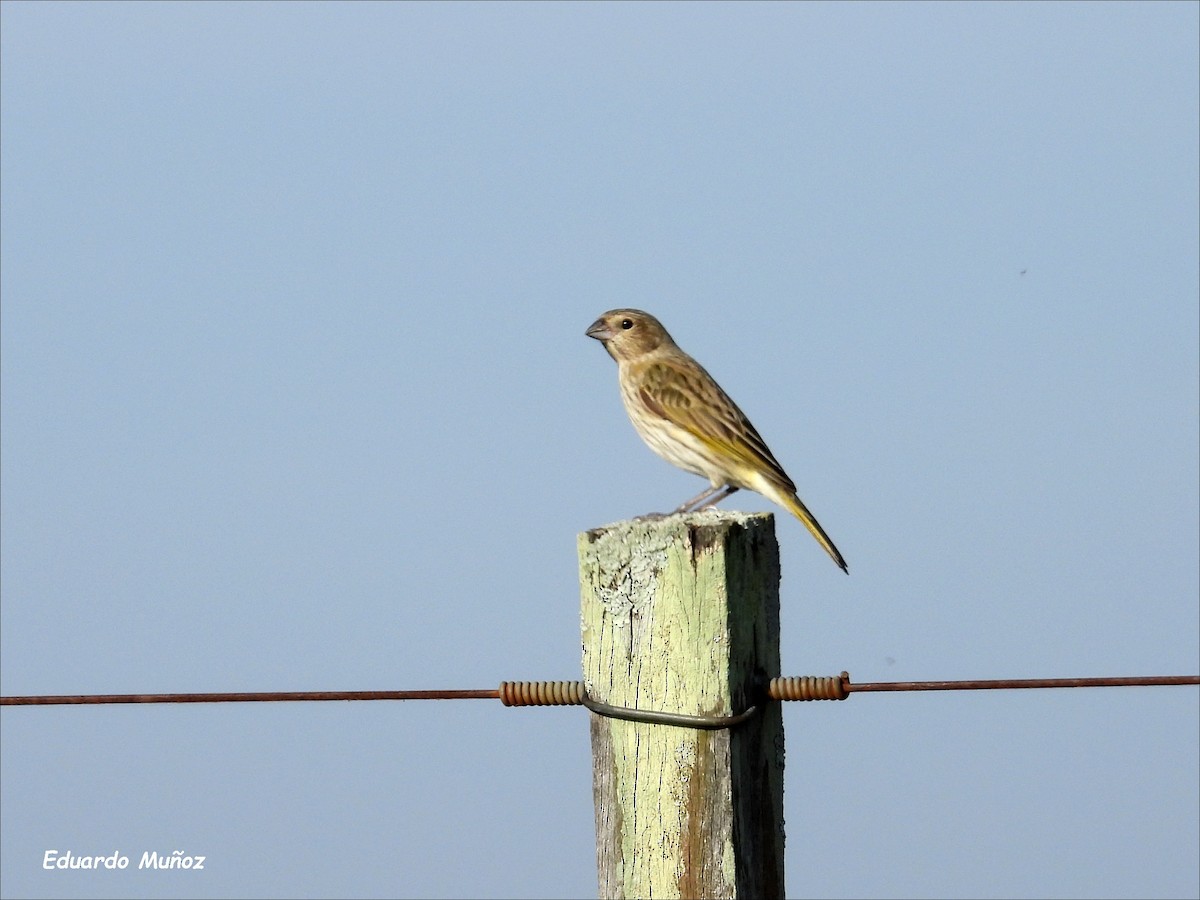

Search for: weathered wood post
xmin=578 ymin=510 xmax=785 ymax=900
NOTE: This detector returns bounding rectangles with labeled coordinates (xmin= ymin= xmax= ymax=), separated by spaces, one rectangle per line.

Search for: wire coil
xmin=498 ymin=680 xmax=585 ymax=707
xmin=768 ymin=673 xmax=850 ymax=701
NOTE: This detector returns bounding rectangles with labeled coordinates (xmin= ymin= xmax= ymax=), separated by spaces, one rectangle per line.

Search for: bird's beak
xmin=586 ymin=318 xmax=613 ymax=342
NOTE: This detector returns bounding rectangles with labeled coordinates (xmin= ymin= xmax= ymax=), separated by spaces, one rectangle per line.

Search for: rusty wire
xmin=0 ymin=689 xmax=499 ymax=706
xmin=2 ymin=673 xmax=1196 ymax=707
xmin=842 ymin=674 xmax=1200 ymax=693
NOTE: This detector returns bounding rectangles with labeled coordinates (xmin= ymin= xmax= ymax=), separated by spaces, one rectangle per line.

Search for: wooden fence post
xmin=578 ymin=510 xmax=785 ymax=900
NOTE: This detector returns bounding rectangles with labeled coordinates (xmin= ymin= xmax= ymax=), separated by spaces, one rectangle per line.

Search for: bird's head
xmin=585 ymin=309 xmax=674 ymax=362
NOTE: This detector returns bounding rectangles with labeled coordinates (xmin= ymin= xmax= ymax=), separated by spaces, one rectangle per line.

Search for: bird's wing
xmin=637 ymin=359 xmax=797 ymax=493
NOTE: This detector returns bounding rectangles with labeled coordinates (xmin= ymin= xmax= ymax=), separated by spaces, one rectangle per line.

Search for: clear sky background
xmin=1 ymin=2 xmax=1197 ymax=899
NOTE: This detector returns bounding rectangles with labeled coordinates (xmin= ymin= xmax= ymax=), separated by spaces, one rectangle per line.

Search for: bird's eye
xmin=620 ymin=319 xmax=634 ymax=330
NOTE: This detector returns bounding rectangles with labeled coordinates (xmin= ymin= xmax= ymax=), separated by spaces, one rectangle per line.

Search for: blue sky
xmin=1 ymin=2 xmax=1197 ymax=898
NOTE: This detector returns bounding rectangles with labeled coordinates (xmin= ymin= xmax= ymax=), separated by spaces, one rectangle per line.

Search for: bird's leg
xmin=672 ymin=484 xmax=726 ymax=514
xmin=699 ymin=485 xmax=739 ymax=510
xmin=638 ymin=484 xmax=740 ymax=521
xmin=674 ymin=484 xmax=735 ymax=514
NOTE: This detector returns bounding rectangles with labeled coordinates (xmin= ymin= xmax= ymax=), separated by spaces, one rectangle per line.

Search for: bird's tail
xmin=774 ymin=488 xmax=849 ymax=573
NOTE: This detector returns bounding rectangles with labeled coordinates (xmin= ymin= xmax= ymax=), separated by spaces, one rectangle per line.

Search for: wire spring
xmin=768 ymin=673 xmax=850 ymax=701
xmin=498 ymin=680 xmax=586 ymax=707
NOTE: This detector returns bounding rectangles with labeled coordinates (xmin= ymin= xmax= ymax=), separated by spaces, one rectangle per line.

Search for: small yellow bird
xmin=587 ymin=309 xmax=848 ymax=573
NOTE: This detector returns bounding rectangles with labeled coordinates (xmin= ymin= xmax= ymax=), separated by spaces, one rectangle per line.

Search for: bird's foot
xmin=633 ymin=511 xmax=669 ymax=522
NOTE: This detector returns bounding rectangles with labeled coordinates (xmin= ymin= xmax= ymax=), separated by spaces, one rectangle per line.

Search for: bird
xmin=586 ymin=309 xmax=848 ymax=573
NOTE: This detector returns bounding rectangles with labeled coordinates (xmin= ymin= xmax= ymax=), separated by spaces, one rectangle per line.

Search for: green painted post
xmin=578 ymin=510 xmax=786 ymax=900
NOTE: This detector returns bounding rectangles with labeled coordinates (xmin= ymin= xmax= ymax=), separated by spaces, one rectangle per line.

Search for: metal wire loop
xmin=581 ymin=695 xmax=762 ymax=730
